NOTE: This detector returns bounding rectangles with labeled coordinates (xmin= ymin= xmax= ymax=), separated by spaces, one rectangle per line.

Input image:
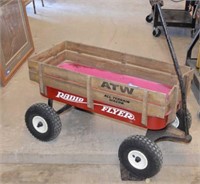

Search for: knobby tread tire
xmin=118 ymin=135 xmax=163 ymax=180
xmin=176 ymin=109 xmax=192 ymax=131
xmin=25 ymin=103 xmax=62 ymax=141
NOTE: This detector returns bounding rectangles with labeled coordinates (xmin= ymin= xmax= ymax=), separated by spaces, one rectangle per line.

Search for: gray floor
xmin=0 ymin=0 xmax=200 ymax=183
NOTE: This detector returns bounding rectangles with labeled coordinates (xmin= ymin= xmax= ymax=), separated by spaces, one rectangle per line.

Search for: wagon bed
xmin=28 ymin=41 xmax=193 ymax=130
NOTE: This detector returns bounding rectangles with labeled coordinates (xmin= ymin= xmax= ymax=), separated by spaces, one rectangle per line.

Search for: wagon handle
xmin=154 ymin=3 xmax=189 ymax=136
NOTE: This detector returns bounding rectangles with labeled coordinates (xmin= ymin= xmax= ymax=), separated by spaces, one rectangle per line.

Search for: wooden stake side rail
xmin=28 ymin=41 xmax=194 ymax=129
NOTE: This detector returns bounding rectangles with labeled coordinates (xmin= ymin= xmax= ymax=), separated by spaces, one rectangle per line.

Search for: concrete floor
xmin=0 ymin=0 xmax=200 ymax=183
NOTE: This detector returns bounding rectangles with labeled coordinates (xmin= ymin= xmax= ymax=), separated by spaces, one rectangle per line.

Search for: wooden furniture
xmin=0 ymin=0 xmax=34 ymax=86
xmin=23 ymin=0 xmax=44 ymax=14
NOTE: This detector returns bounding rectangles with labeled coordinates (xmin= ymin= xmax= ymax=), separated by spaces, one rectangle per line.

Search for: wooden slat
xmin=172 ymin=85 xmax=179 ymax=119
xmin=87 ymin=76 xmax=93 ymax=109
xmin=43 ymin=76 xmax=87 ymax=98
xmin=65 ymin=41 xmax=125 ymax=62
xmin=166 ymin=87 xmax=179 ymax=124
xmin=183 ymin=69 xmax=194 ymax=96
xmin=45 ymin=51 xmax=66 ymax=66
xmin=29 ymin=71 xmax=39 ymax=82
xmin=38 ymin=64 xmax=45 ymax=94
xmin=43 ymin=64 xmax=87 ymax=85
xmin=123 ymin=54 xmax=189 ymax=75
xmin=29 ymin=42 xmax=65 ymax=62
xmin=141 ymin=91 xmax=148 ymax=126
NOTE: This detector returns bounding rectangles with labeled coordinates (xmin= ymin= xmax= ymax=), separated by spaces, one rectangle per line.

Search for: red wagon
xmin=25 ymin=40 xmax=193 ymax=180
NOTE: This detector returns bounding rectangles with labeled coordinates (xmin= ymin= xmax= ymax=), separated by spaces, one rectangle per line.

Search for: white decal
xmin=101 ymin=105 xmax=135 ymax=121
xmin=56 ymin=91 xmax=84 ymax=103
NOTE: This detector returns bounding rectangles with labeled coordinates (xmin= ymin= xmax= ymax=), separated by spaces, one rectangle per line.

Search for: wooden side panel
xmin=91 ymin=89 xmax=166 ymax=118
xmin=29 ymin=42 xmax=65 ymax=62
xmin=29 ymin=71 xmax=39 ymax=82
xmin=65 ymin=41 xmax=125 ymax=62
xmin=43 ymin=76 xmax=87 ymax=98
xmin=91 ymin=77 xmax=167 ymax=106
xmin=124 ymin=54 xmax=189 ymax=75
xmin=65 ymin=50 xmax=177 ymax=86
xmin=183 ymin=69 xmax=194 ymax=96
xmin=45 ymin=51 xmax=66 ymax=66
xmin=65 ymin=41 xmax=189 ymax=75
xmin=28 ymin=51 xmax=66 ymax=81
xmin=43 ymin=64 xmax=88 ymax=85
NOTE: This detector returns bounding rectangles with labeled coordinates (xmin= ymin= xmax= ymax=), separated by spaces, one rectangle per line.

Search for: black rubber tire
xmin=152 ymin=28 xmax=161 ymax=37
xmin=172 ymin=109 xmax=192 ymax=131
xmin=118 ymin=135 xmax=163 ymax=180
xmin=25 ymin=103 xmax=62 ymax=141
xmin=146 ymin=14 xmax=153 ymax=23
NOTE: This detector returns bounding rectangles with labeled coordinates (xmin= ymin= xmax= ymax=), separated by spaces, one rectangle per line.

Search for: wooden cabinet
xmin=0 ymin=0 xmax=34 ymax=86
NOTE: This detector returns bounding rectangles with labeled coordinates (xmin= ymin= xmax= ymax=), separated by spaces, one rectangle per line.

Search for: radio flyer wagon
xmin=25 ymin=5 xmax=194 ymax=180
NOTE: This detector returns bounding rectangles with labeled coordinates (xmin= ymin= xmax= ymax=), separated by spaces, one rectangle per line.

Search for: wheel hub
xmin=32 ymin=116 xmax=48 ymax=134
xmin=128 ymin=150 xmax=148 ymax=170
xmin=171 ymin=116 xmax=179 ymax=128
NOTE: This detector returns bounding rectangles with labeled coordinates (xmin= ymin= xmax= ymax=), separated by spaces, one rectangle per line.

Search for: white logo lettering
xmin=101 ymin=105 xmax=135 ymax=120
xmin=56 ymin=91 xmax=84 ymax=103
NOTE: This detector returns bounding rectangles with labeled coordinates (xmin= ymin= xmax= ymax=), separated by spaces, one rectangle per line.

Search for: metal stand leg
xmin=186 ymin=29 xmax=200 ymax=63
xmin=41 ymin=0 xmax=44 ymax=7
xmin=32 ymin=0 xmax=36 ymax=14
xmin=32 ymin=0 xmax=44 ymax=14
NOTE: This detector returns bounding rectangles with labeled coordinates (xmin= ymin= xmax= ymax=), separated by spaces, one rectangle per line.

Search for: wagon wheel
xmin=171 ymin=109 xmax=192 ymax=131
xmin=25 ymin=103 xmax=62 ymax=141
xmin=118 ymin=135 xmax=163 ymax=180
